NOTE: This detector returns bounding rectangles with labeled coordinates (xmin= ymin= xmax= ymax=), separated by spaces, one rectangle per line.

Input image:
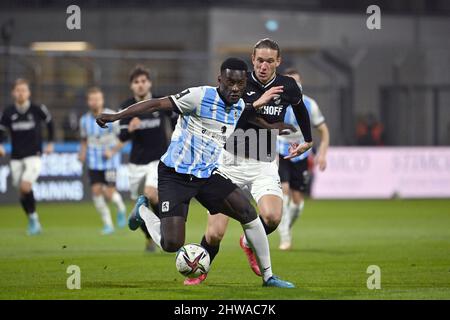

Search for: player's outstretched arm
xmin=96 ymin=97 xmax=173 ymax=128
xmin=284 ymin=99 xmax=314 ymax=160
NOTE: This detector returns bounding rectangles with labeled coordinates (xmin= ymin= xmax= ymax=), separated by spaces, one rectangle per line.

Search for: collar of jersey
xmin=251 ymin=71 xmax=277 ymax=89
xmin=216 ymin=87 xmax=239 ymax=107
xmin=14 ymin=101 xmax=31 ymax=114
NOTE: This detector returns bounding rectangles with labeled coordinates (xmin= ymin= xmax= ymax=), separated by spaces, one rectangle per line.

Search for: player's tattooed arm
xmin=96 ymin=97 xmax=173 ymax=128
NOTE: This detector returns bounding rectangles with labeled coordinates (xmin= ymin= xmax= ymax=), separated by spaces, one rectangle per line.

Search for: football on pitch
xmin=175 ymin=243 xmax=210 ymax=278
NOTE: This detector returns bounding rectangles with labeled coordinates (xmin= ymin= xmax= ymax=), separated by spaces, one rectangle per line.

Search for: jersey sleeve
xmin=37 ymin=104 xmax=52 ymax=123
xmin=309 ymin=98 xmax=326 ymax=127
xmin=283 ymin=77 xmax=303 ymax=105
xmin=0 ymin=111 xmax=9 ymax=143
xmin=169 ymin=87 xmax=204 ymax=114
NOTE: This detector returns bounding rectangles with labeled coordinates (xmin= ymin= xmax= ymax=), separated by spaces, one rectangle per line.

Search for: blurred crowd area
xmin=1 ymin=0 xmax=449 ymax=146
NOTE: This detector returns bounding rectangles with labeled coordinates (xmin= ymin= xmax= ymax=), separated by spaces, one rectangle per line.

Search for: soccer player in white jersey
xmin=96 ymin=58 xmax=298 ymax=288
xmin=277 ymin=68 xmax=330 ymax=250
xmin=78 ymin=87 xmax=127 ymax=235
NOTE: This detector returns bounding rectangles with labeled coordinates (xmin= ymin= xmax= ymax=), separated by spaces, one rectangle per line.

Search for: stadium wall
xmin=1 ymin=145 xmax=449 ymax=203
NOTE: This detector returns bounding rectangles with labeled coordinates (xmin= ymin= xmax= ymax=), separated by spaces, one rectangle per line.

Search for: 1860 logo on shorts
xmin=162 ymin=201 xmax=170 ymax=213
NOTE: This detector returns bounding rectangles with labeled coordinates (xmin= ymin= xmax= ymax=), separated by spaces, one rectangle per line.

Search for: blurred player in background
xmin=78 ymin=87 xmax=127 ymax=235
xmin=277 ymin=68 xmax=329 ymax=250
xmin=0 ymin=78 xmax=54 ymax=235
xmin=118 ymin=66 xmax=173 ymax=251
xmin=191 ymin=39 xmax=313 ymax=285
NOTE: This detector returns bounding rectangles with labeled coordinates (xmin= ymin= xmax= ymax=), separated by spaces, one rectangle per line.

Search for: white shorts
xmin=128 ymin=160 xmax=159 ymax=200
xmin=10 ymin=156 xmax=42 ymax=188
xmin=217 ymin=151 xmax=282 ymax=203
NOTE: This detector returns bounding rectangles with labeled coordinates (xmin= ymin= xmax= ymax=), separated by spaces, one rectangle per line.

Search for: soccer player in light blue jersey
xmin=78 ymin=87 xmax=127 ymax=235
xmin=96 ymin=58 xmax=298 ymax=288
xmin=277 ymin=69 xmax=330 ymax=250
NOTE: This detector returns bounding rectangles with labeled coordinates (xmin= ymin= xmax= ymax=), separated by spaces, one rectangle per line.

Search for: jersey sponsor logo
xmin=11 ymin=120 xmax=36 ymax=131
xmin=246 ymin=91 xmax=256 ymax=96
xmin=258 ymin=105 xmax=283 ymax=116
xmin=201 ymin=127 xmax=227 ymax=144
xmin=174 ymin=89 xmax=190 ymax=100
xmin=161 ymin=201 xmax=170 ymax=213
xmin=138 ymin=118 xmax=161 ymax=130
xmin=273 ymin=95 xmax=281 ymax=105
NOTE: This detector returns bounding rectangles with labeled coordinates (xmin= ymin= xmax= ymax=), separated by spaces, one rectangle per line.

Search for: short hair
xmin=86 ymin=86 xmax=103 ymax=97
xmin=13 ymin=78 xmax=30 ymax=89
xmin=220 ymin=58 xmax=248 ymax=73
xmin=253 ymin=38 xmax=281 ymax=57
xmin=129 ymin=65 xmax=151 ymax=83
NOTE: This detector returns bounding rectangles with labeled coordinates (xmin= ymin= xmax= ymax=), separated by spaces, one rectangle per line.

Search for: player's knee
xmin=262 ymin=210 xmax=282 ymax=228
xmin=206 ymin=228 xmax=225 ymax=245
xmin=19 ymin=182 xmax=32 ymax=194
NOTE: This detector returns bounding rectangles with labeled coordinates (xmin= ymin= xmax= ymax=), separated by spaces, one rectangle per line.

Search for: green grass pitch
xmin=0 ymin=199 xmax=449 ymax=299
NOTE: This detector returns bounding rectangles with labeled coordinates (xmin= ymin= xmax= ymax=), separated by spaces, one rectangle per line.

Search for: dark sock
xmin=201 ymin=235 xmax=220 ymax=263
xmin=259 ymin=215 xmax=277 ymax=235
xmin=20 ymin=191 xmax=36 ymax=216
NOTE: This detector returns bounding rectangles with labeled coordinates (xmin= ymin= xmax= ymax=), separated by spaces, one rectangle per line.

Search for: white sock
xmin=278 ymin=195 xmax=291 ymax=243
xmin=29 ymin=212 xmax=39 ymax=221
xmin=111 ymin=191 xmax=126 ymax=213
xmin=242 ymin=218 xmax=273 ymax=282
xmin=138 ymin=205 xmax=162 ymax=248
xmin=93 ymin=195 xmax=113 ymax=227
xmin=289 ymin=200 xmax=304 ymax=228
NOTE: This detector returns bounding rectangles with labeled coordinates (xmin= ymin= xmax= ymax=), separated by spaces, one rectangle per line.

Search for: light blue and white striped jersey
xmin=161 ymin=86 xmax=246 ymax=178
xmin=277 ymin=94 xmax=325 ymax=162
xmin=80 ymin=108 xmax=121 ymax=170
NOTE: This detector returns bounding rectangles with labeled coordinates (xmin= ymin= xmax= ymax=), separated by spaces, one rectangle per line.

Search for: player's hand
xmin=128 ymin=117 xmax=141 ymax=133
xmin=96 ymin=113 xmax=117 ymax=128
xmin=315 ymin=152 xmax=327 ymax=171
xmin=252 ymin=86 xmax=284 ymax=110
xmin=270 ymin=122 xmax=297 ymax=135
xmin=284 ymin=141 xmax=313 ymax=160
xmin=44 ymin=143 xmax=54 ymax=154
xmin=104 ymin=149 xmax=113 ymax=159
xmin=0 ymin=145 xmax=5 ymax=157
